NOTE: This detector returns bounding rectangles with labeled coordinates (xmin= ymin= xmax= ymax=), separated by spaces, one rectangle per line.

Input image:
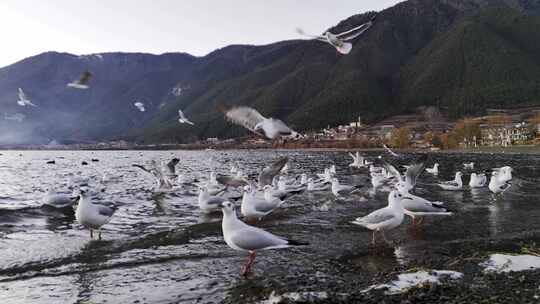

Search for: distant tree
xmin=453 ymin=118 xmax=481 ymax=144
xmin=390 ymin=127 xmax=411 ymax=149
xmin=439 ymin=133 xmax=458 ymax=149
xmin=432 ymin=134 xmax=443 ymax=148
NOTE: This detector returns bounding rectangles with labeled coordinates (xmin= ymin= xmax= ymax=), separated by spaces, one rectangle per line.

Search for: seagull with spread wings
xmin=297 ymin=15 xmax=375 ymax=55
xmin=16 ymin=88 xmax=37 ymax=107
xmin=223 ymin=106 xmax=298 ymax=140
xmin=178 ymin=109 xmax=195 ymax=125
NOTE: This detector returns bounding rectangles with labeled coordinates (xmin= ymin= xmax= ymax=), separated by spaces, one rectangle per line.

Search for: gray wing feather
xmin=356 ymin=208 xmax=395 ymax=225
xmin=207 ymin=196 xmax=227 ymax=205
xmin=230 ymin=228 xmax=287 ymax=250
xmin=225 ymin=107 xmax=265 ymax=131
xmin=97 ymin=205 xmax=116 ymax=217
xmin=258 ymin=157 xmax=288 ymax=186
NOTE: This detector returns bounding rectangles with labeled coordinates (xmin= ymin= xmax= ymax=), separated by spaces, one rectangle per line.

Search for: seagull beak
xmin=402 ymin=197 xmax=413 ymax=201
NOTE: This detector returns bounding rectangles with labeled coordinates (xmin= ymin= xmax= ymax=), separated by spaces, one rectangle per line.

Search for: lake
xmin=0 ymin=149 xmax=539 ymax=303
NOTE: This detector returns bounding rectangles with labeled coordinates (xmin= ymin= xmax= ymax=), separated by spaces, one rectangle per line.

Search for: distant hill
xmin=1 ymin=0 xmax=540 ymax=144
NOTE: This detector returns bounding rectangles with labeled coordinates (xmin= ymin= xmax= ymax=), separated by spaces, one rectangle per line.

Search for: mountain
xmin=1 ymin=0 xmax=540 ymax=144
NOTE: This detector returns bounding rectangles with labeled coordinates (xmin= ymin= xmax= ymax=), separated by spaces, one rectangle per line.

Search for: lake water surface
xmin=0 ymin=150 xmax=539 ymax=303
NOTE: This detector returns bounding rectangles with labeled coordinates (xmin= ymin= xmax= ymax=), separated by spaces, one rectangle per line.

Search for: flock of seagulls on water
xmin=39 ymin=143 xmax=514 ymax=277
xmin=12 ymin=12 xmax=515 ymax=276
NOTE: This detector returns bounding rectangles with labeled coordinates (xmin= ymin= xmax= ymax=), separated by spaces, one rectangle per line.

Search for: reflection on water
xmin=0 ymin=150 xmax=539 ymax=303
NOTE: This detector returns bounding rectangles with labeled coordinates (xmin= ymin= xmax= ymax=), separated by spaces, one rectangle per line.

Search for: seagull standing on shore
xmin=296 ymin=15 xmax=376 ymax=55
xmin=395 ymin=183 xmax=452 ymax=225
xmin=198 ymin=186 xmax=227 ymax=213
xmin=223 ymin=106 xmax=298 ymax=140
xmin=75 ymin=189 xmax=117 ymax=240
xmin=16 ymin=88 xmax=37 ymax=107
xmin=241 ymin=185 xmax=283 ymax=220
xmin=178 ymin=109 xmax=195 ymax=125
xmin=351 ymin=190 xmax=409 ymax=244
xmin=67 ymin=70 xmax=92 ymax=89
xmin=220 ymin=201 xmax=307 ymax=276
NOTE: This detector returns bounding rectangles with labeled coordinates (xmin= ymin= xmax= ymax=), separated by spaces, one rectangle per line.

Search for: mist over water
xmin=0 ymin=149 xmax=538 ymax=303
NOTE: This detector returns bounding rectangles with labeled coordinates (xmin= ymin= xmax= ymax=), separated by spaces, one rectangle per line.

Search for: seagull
xmin=469 ymin=173 xmax=487 ymax=188
xmin=198 ymin=186 xmax=227 ymax=213
xmin=396 ymin=184 xmax=452 ymax=225
xmin=383 ymin=144 xmax=401 ymax=158
xmin=75 ymin=189 xmax=117 ymax=240
xmin=296 ymin=15 xmax=375 ymax=55
xmin=331 ymin=178 xmax=361 ymax=198
xmin=134 ymin=102 xmax=146 ymax=112
xmin=437 ymin=172 xmax=463 ymax=191
xmin=258 ymin=157 xmax=288 ymax=186
xmin=241 ymin=185 xmax=283 ymax=220
xmin=384 ymin=154 xmax=427 ymax=192
xmin=16 ymin=88 xmax=37 ymax=107
xmin=178 ymin=109 xmax=195 ymax=125
xmin=67 ymin=70 xmax=92 ymax=89
xmin=223 ymin=106 xmax=298 ymax=140
xmin=307 ymin=179 xmax=330 ymax=192
xmin=489 ymin=170 xmax=512 ymax=194
xmin=216 ymin=174 xmax=249 ymax=188
xmin=41 ymin=189 xmax=79 ymax=208
xmin=351 ymin=190 xmax=409 ymax=244
xmin=492 ymin=166 xmax=513 ymax=183
xmin=349 ymin=152 xmax=371 ymax=168
xmin=220 ymin=201 xmax=307 ymax=276
xmin=426 ymin=163 xmax=439 ymax=175
xmin=132 ymin=160 xmax=174 ymax=190
xmin=463 ymin=162 xmax=474 ymax=170
xmin=317 ymin=168 xmax=335 ymax=183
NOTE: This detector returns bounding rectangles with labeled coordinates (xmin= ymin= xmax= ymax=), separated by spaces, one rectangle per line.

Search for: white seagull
xmin=351 ymin=190 xmax=409 ymax=244
xmin=134 ymin=102 xmax=146 ymax=112
xmin=489 ymin=170 xmax=512 ymax=194
xmin=67 ymin=70 xmax=92 ymax=89
xmin=349 ymin=152 xmax=371 ymax=168
xmin=331 ymin=178 xmax=361 ymax=198
xmin=296 ymin=16 xmax=375 ymax=55
xmin=75 ymin=189 xmax=117 ymax=240
xmin=463 ymin=162 xmax=475 ymax=170
xmin=41 ymin=189 xmax=78 ymax=208
xmin=220 ymin=201 xmax=307 ymax=276
xmin=437 ymin=172 xmax=463 ymax=191
xmin=426 ymin=163 xmax=439 ymax=175
xmin=396 ymin=184 xmax=452 ymax=225
xmin=178 ymin=109 xmax=195 ymax=125
xmin=16 ymin=88 xmax=37 ymax=107
xmin=224 ymin=106 xmax=298 ymax=140
xmin=384 ymin=154 xmax=427 ymax=192
xmin=241 ymin=186 xmax=283 ymax=220
xmin=469 ymin=173 xmax=487 ymax=188
xmin=198 ymin=186 xmax=227 ymax=213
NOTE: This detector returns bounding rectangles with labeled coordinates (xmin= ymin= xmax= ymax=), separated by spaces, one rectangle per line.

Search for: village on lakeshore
xmin=4 ymin=106 xmax=540 ymax=151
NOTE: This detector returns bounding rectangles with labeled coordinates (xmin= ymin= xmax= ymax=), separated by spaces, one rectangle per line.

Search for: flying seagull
xmin=67 ymin=70 xmax=92 ymax=89
xmin=296 ymin=15 xmax=375 ymax=55
xmin=178 ymin=109 xmax=194 ymax=125
xmin=258 ymin=157 xmax=289 ymax=186
xmin=134 ymin=102 xmax=145 ymax=112
xmin=16 ymin=88 xmax=37 ymax=107
xmin=223 ymin=106 xmax=298 ymax=140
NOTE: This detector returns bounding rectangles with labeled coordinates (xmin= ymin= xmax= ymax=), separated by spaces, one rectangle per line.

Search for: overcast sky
xmin=0 ymin=0 xmax=402 ymax=67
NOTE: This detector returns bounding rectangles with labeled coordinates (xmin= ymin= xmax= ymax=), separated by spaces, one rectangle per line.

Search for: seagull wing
xmin=296 ymin=28 xmax=327 ymax=42
xmin=258 ymin=157 xmax=289 ymax=186
xmin=383 ymin=161 xmax=403 ymax=183
xmin=405 ymin=155 xmax=427 ymax=188
xmin=270 ymin=118 xmax=293 ymax=135
xmin=225 ymin=106 xmax=266 ymax=132
xmin=336 ymin=21 xmax=373 ymax=41
xmin=18 ymin=88 xmax=27 ymax=101
xmin=354 ymin=207 xmax=395 ymax=225
xmin=178 ymin=109 xmax=187 ymax=120
xmin=383 ymin=144 xmax=400 ymax=157
xmin=230 ymin=226 xmax=288 ymax=251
